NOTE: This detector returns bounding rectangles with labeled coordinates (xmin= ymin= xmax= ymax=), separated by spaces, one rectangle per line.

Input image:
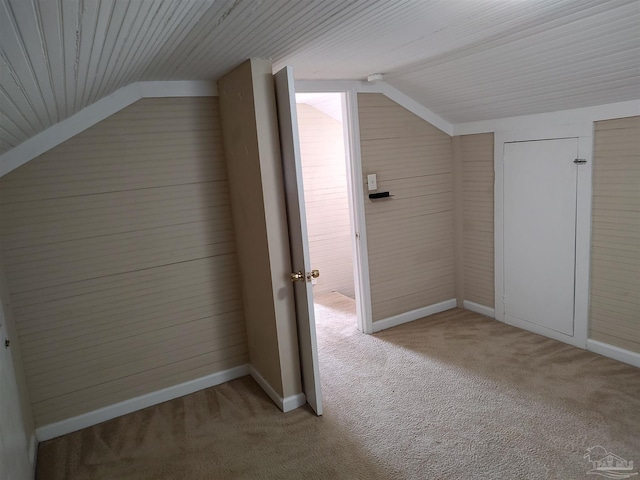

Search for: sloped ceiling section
xmin=296 ymin=93 xmax=343 ymax=123
xmin=1 ymin=0 xmax=639 ymax=155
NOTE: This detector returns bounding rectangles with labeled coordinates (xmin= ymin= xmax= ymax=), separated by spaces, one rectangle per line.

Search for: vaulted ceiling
xmin=1 ymin=0 xmax=639 ymax=155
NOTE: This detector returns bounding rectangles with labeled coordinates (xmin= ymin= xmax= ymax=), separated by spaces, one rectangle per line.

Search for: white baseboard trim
xmin=587 ymin=339 xmax=640 ymax=368
xmin=462 ymin=301 xmax=495 ymax=318
xmin=35 ymin=364 xmax=249 ymax=442
xmin=283 ymin=392 xmax=307 ymax=412
xmin=502 ymin=314 xmax=585 ymax=349
xmin=373 ymin=298 xmax=457 ymax=333
xmin=249 ymin=365 xmax=306 ymax=413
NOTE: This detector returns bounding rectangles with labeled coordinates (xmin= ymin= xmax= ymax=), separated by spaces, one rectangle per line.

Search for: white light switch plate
xmin=367 ymin=174 xmax=377 ymax=191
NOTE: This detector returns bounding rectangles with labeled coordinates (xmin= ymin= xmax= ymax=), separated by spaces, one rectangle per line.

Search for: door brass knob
xmin=306 ymin=269 xmax=320 ymax=281
xmin=290 ymin=271 xmax=304 ymax=282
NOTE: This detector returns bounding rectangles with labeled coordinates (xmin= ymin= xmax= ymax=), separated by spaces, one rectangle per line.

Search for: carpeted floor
xmin=37 ymin=292 xmax=640 ymax=479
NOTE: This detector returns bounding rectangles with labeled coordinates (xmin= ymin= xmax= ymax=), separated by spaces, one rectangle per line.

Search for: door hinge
xmin=573 ymin=159 xmax=587 ymax=165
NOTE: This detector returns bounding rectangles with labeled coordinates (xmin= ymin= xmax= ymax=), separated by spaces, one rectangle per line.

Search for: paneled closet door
xmin=503 ymin=138 xmax=579 ymax=336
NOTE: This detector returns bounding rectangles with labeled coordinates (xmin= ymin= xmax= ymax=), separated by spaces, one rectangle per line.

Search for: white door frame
xmin=494 ymin=124 xmax=593 ymax=348
xmin=295 ymin=82 xmax=374 ymax=334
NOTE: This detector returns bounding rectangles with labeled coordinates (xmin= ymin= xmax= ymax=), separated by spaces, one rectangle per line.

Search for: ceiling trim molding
xmin=138 ymin=81 xmax=218 ymax=98
xmin=453 ymin=100 xmax=640 ymax=136
xmin=376 ymin=82 xmax=454 ymax=136
xmin=295 ymin=80 xmax=364 ymax=92
xmin=296 ymin=80 xmax=454 ymax=136
xmin=0 ymin=81 xmax=218 ymax=178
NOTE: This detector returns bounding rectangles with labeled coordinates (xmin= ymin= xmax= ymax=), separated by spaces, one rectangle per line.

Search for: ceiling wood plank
xmin=1 ymin=0 xmax=638 ymax=154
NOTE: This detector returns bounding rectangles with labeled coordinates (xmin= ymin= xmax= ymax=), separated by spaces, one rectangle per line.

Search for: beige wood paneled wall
xmin=218 ymin=59 xmax=302 ymax=399
xmin=457 ymin=133 xmax=495 ymax=308
xmin=0 ymin=97 xmax=248 ymax=427
xmin=590 ymin=116 xmax=640 ymax=353
xmin=297 ymin=103 xmax=355 ymax=298
xmin=358 ymin=93 xmax=455 ymax=322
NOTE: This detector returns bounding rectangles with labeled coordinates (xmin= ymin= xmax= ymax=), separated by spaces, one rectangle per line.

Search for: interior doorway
xmin=294 ymin=92 xmax=358 ymax=328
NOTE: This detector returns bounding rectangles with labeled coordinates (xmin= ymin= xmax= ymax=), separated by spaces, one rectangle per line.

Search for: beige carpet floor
xmin=37 ymin=292 xmax=640 ymax=479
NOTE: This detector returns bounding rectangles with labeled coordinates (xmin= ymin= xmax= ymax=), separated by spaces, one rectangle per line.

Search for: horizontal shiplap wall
xmin=590 ymin=116 xmax=639 ymax=353
xmin=297 ymin=104 xmax=354 ymax=298
xmin=460 ymin=133 xmax=494 ymax=308
xmin=0 ymin=97 xmax=248 ymax=427
xmin=358 ymin=93 xmax=455 ymax=322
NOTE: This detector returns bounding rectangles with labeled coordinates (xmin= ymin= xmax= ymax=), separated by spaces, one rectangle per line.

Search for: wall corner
xmin=452 ymin=136 xmax=465 ymax=307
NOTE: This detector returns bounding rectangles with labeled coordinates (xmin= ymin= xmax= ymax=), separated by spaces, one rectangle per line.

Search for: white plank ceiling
xmin=1 ymin=0 xmax=639 ymax=154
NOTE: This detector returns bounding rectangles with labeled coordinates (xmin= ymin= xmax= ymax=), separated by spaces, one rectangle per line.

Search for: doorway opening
xmin=294 ymin=92 xmax=359 ymax=330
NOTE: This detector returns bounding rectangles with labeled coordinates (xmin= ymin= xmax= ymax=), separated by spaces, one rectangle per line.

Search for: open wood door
xmin=0 ymin=307 xmax=32 ymax=479
xmin=274 ymin=66 xmax=323 ymax=415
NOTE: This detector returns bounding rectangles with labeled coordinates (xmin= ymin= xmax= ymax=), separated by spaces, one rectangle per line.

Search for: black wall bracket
xmin=369 ymin=192 xmax=392 ymax=199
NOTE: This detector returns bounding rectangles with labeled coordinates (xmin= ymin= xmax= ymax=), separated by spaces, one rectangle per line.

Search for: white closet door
xmin=503 ymin=138 xmax=579 ymax=336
